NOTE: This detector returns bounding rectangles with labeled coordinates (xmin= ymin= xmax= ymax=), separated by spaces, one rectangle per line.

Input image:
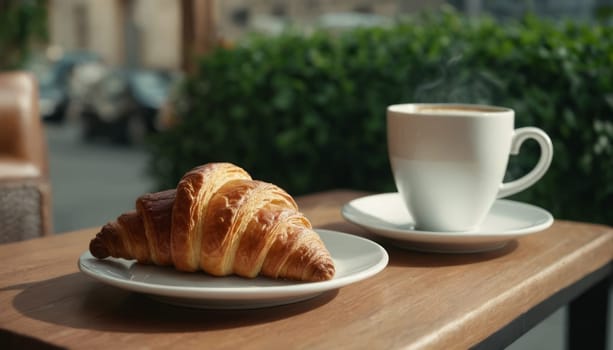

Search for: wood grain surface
xmin=0 ymin=190 xmax=611 ymax=349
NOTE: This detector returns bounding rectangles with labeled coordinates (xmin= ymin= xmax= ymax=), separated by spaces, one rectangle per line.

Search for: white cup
xmin=387 ymin=103 xmax=553 ymax=232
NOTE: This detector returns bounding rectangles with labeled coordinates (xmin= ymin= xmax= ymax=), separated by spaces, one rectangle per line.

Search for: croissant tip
xmin=310 ymin=261 xmax=336 ymax=282
xmin=318 ymin=270 xmax=336 ymax=282
xmin=89 ymin=226 xmax=111 ymax=259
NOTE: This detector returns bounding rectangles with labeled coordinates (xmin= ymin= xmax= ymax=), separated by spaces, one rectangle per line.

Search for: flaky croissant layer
xmin=89 ymin=162 xmax=335 ymax=282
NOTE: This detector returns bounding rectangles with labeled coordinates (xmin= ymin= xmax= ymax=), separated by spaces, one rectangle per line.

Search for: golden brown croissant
xmin=89 ymin=162 xmax=335 ymax=282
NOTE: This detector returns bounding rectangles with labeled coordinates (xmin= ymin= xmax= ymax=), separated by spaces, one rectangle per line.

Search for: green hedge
xmin=148 ymin=8 xmax=613 ymax=225
xmin=0 ymin=0 xmax=47 ymax=70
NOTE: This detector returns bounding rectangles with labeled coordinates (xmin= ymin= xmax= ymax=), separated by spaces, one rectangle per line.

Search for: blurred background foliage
xmin=149 ymin=7 xmax=612 ymax=225
xmin=0 ymin=0 xmax=48 ymax=70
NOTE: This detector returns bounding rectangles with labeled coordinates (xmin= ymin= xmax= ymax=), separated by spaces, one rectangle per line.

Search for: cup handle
xmin=497 ymin=127 xmax=553 ymax=198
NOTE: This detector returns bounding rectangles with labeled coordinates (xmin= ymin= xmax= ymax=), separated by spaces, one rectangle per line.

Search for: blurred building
xmin=46 ymin=0 xmax=613 ymax=72
xmin=48 ymin=0 xmax=181 ymax=70
xmin=46 ymin=0 xmax=443 ymax=72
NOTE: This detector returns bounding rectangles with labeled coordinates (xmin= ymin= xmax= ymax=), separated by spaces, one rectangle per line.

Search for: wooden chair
xmin=0 ymin=71 xmax=52 ymax=243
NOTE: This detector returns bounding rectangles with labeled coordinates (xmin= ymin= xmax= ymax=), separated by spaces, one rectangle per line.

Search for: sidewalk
xmin=46 ymin=122 xmax=153 ymax=233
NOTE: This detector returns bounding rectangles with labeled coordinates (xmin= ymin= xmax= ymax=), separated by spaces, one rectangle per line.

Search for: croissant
xmin=89 ymin=162 xmax=335 ymax=282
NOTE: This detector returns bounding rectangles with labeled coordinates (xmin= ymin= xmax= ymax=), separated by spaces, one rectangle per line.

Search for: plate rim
xmin=341 ymin=192 xmax=554 ymax=242
xmin=78 ymin=229 xmax=389 ymax=301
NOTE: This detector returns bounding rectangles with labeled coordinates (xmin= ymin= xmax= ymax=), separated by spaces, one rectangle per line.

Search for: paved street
xmin=45 ymin=121 xmax=154 ymax=233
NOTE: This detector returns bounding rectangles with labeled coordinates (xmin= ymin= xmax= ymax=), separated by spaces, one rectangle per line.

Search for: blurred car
xmin=66 ymin=61 xmax=109 ymax=122
xmin=28 ymin=51 xmax=101 ymax=122
xmin=80 ymin=68 xmax=177 ymax=145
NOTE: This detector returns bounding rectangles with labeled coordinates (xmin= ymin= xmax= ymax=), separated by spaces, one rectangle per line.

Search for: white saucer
xmin=78 ymin=229 xmax=388 ymax=309
xmin=341 ymin=193 xmax=553 ymax=253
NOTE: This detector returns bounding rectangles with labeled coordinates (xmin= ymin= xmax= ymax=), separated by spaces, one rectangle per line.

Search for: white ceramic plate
xmin=78 ymin=229 xmax=388 ymax=309
xmin=341 ymin=193 xmax=553 ymax=253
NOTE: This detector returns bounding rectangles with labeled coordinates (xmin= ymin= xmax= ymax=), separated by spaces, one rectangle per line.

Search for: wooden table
xmin=1 ymin=190 xmax=611 ymax=349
